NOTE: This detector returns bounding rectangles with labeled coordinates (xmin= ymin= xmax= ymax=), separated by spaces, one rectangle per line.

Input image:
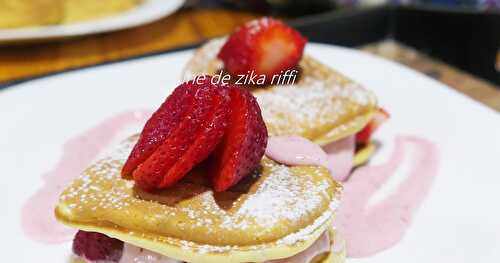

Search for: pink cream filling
xmin=119 ymin=244 xmax=183 ymax=263
xmin=265 ymin=135 xmax=355 ymax=182
xmin=96 ymin=230 xmax=334 ymax=263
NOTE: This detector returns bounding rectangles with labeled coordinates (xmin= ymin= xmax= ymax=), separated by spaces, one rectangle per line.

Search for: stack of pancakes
xmin=56 ymin=38 xmax=379 ymax=262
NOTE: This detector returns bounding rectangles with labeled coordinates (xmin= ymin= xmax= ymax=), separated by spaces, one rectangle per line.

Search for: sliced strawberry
xmin=126 ymin=77 xmax=231 ymax=191
xmin=356 ymin=108 xmax=390 ymax=145
xmin=209 ymin=87 xmax=268 ymax=192
xmin=122 ymin=83 xmax=196 ymax=177
xmin=217 ymin=17 xmax=306 ymax=83
xmin=73 ymin=230 xmax=123 ymax=262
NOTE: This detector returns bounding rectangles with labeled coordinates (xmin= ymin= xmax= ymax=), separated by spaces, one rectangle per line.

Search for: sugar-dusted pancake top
xmin=56 ymin=135 xmax=341 ymax=248
xmin=182 ymin=38 xmax=378 ymax=145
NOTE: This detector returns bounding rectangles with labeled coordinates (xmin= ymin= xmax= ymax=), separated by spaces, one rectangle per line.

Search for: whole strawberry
xmin=73 ymin=230 xmax=123 ymax=262
xmin=217 ymin=17 xmax=306 ymax=83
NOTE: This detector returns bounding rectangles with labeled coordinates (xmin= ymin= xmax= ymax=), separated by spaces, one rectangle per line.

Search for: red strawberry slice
xmin=209 ymin=87 xmax=268 ymax=192
xmin=217 ymin=17 xmax=306 ymax=83
xmin=356 ymin=108 xmax=390 ymax=145
xmin=122 ymin=83 xmax=196 ymax=177
xmin=73 ymin=230 xmax=123 ymax=262
xmin=124 ymin=77 xmax=231 ymax=191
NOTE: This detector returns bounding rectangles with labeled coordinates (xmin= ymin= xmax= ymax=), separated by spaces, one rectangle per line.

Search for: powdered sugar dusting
xmin=237 ymin=162 xmax=330 ymax=227
xmin=255 ymin=78 xmax=374 ymax=137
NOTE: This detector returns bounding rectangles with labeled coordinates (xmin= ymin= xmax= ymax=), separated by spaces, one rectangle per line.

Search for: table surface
xmin=1 ymin=8 xmax=499 ymax=112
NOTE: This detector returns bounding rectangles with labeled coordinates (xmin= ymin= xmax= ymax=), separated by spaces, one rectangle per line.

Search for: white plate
xmin=0 ymin=0 xmax=184 ymax=44
xmin=1 ymin=43 xmax=499 ymax=262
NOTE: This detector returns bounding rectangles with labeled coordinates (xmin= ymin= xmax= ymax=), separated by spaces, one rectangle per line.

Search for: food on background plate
xmin=0 ymin=0 xmax=141 ymax=29
xmin=0 ymin=0 xmax=62 ymax=28
xmin=55 ymin=17 xmax=388 ymax=262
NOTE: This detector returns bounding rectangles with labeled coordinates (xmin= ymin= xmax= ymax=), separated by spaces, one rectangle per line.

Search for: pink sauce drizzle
xmin=266 ymin=135 xmax=440 ymax=258
xmin=21 ymin=110 xmax=152 ymax=244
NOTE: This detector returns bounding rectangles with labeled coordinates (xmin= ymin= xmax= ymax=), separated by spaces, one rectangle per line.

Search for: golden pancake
xmin=56 ymin=135 xmax=342 ymax=262
xmin=182 ymin=38 xmax=378 ymax=145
